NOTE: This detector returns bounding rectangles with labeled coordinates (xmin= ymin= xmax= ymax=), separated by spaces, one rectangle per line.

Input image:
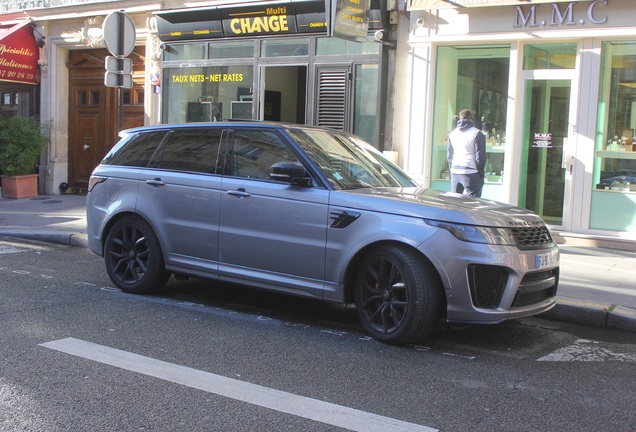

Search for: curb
xmin=0 ymin=231 xmax=89 ymax=249
xmin=541 ymin=297 xmax=636 ymax=332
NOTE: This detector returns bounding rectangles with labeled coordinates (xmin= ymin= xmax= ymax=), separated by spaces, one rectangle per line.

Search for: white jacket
xmin=447 ymin=120 xmax=486 ymax=175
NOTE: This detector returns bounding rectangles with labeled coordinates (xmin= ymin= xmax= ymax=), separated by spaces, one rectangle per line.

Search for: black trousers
xmin=450 ymin=172 xmax=484 ymax=197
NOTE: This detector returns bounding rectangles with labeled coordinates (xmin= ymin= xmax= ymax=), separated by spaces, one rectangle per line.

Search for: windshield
xmin=286 ymin=128 xmax=417 ymax=190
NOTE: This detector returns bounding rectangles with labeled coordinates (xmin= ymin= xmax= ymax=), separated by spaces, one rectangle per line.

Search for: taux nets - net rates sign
xmin=0 ymin=23 xmax=39 ymax=85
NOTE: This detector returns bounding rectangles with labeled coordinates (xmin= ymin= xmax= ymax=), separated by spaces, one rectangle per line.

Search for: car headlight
xmin=425 ymin=220 xmax=517 ymax=246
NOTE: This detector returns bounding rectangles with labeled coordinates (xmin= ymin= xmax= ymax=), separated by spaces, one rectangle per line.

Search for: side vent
xmin=330 ymin=211 xmax=361 ymax=229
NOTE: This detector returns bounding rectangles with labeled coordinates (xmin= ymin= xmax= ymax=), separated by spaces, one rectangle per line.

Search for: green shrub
xmin=0 ymin=115 xmax=47 ymax=176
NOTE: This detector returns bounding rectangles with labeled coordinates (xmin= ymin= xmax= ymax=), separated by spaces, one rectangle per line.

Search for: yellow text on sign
xmin=172 ymin=73 xmax=244 ymax=83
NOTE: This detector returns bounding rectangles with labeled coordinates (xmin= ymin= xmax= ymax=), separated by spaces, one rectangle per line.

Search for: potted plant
xmin=0 ymin=115 xmax=47 ymax=199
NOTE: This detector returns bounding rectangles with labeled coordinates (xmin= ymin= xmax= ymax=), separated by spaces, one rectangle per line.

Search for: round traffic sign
xmin=102 ymin=11 xmax=136 ymax=57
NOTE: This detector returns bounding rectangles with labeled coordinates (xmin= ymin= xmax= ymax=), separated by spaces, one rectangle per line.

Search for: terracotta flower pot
xmin=1 ymin=174 xmax=39 ymax=199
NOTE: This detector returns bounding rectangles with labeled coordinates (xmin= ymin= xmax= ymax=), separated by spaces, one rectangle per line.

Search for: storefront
xmin=398 ymin=0 xmax=636 ymax=241
xmin=0 ymin=21 xmax=40 ymax=117
xmin=154 ymin=0 xmax=389 ymax=146
xmin=1 ymin=0 xmax=394 ymax=195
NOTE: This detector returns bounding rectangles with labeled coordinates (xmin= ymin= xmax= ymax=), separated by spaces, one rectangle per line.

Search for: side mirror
xmin=270 ymin=161 xmax=312 ymax=186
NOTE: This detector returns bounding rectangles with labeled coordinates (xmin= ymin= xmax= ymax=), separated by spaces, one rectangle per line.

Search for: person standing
xmin=447 ymin=109 xmax=487 ymax=197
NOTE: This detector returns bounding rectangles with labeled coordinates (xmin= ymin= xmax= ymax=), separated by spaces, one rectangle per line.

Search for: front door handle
xmin=146 ymin=178 xmax=165 ymax=187
xmin=83 ymin=144 xmax=90 ymax=151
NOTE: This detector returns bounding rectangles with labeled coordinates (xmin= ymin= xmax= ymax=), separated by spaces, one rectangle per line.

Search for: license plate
xmin=535 ymin=250 xmax=559 ymax=269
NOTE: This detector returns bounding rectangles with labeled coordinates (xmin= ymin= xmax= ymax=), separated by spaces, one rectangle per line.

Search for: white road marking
xmin=40 ymin=338 xmax=437 ymax=432
xmin=0 ymin=242 xmax=49 ymax=255
xmin=0 ymin=244 xmax=27 ymax=254
xmin=538 ymin=339 xmax=636 ymax=362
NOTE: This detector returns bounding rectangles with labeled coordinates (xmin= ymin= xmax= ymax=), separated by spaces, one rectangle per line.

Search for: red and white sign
xmin=0 ymin=23 xmax=39 ymax=85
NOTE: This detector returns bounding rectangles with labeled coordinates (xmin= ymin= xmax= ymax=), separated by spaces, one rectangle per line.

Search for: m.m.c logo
xmin=513 ymin=0 xmax=608 ymax=28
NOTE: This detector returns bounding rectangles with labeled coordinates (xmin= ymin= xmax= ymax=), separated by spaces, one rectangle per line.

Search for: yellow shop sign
xmin=227 ymin=7 xmax=292 ymax=36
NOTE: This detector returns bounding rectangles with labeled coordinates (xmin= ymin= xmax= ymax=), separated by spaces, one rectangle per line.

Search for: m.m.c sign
xmin=514 ymin=0 xmax=608 ymax=28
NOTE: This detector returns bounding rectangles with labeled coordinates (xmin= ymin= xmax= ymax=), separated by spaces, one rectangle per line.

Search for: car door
xmin=137 ymin=127 xmax=226 ymax=274
xmin=218 ymin=127 xmax=329 ymax=297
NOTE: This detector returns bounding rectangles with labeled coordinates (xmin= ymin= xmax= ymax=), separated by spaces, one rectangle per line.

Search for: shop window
xmin=209 ymin=40 xmax=255 ymax=59
xmin=261 ymin=37 xmax=309 ymax=57
xmin=316 ymin=37 xmax=379 ymax=55
xmin=163 ymin=43 xmax=206 ymax=61
xmin=0 ymin=90 xmax=32 ymax=116
xmin=353 ymin=64 xmax=378 ymax=145
xmin=523 ymin=43 xmax=576 ymax=70
xmin=591 ymin=41 xmax=636 ymax=232
xmin=162 ymin=65 xmax=254 ymax=123
xmin=431 ymin=45 xmax=510 ymax=201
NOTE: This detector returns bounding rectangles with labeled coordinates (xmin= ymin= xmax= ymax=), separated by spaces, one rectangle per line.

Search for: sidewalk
xmin=1 ymin=193 xmax=635 ymax=333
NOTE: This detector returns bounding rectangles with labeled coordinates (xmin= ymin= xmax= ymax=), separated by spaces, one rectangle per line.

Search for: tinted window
xmin=229 ymin=129 xmax=297 ymax=180
xmin=152 ymin=128 xmax=225 ymax=174
xmin=102 ymin=131 xmax=167 ymax=167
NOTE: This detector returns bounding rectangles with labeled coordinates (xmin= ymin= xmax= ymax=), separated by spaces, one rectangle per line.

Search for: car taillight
xmin=88 ymin=175 xmax=107 ymax=192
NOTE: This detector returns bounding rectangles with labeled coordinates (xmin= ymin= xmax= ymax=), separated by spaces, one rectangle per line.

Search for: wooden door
xmin=68 ymin=48 xmax=146 ymax=192
xmin=69 ymin=84 xmax=108 ymax=190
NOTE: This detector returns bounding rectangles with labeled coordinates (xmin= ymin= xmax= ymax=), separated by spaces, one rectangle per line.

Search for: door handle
xmin=83 ymin=144 xmax=90 ymax=151
xmin=227 ymin=188 xmax=250 ymax=198
xmin=145 ymin=178 xmax=165 ymax=187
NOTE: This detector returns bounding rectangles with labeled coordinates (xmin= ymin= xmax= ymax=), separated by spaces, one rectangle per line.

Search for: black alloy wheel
xmin=354 ymin=245 xmax=442 ymax=345
xmin=104 ymin=216 xmax=169 ymax=294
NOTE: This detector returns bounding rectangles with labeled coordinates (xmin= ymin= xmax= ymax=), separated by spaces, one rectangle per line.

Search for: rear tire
xmin=104 ymin=216 xmax=169 ymax=294
xmin=354 ymin=245 xmax=442 ymax=345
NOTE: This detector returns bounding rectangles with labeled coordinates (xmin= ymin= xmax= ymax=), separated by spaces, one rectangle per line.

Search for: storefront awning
xmin=155 ymin=0 xmax=384 ymax=42
xmin=408 ymin=0 xmax=579 ymax=10
xmin=0 ymin=22 xmax=39 ymax=85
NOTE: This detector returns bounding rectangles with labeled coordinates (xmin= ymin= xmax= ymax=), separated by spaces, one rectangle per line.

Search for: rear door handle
xmin=146 ymin=178 xmax=165 ymax=187
xmin=227 ymin=188 xmax=250 ymax=198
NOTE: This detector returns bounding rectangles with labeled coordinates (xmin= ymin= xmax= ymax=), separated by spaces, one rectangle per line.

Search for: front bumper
xmin=421 ymin=230 xmax=559 ymax=324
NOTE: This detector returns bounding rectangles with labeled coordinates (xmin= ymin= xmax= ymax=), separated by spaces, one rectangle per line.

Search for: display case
xmin=594 ymin=149 xmax=636 ymax=192
xmin=591 ymin=146 xmax=636 ymax=231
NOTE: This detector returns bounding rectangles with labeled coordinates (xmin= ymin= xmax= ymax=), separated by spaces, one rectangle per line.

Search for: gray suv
xmin=87 ymin=122 xmax=559 ymax=345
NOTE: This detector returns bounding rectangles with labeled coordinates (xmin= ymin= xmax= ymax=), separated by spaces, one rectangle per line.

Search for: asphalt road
xmin=1 ymin=238 xmax=635 ymax=432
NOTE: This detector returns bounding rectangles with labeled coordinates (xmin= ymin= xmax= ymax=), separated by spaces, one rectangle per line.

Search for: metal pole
xmin=117 ymin=11 xmax=124 ymax=132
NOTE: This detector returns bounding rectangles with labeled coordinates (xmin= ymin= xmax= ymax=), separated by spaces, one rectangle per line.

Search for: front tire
xmin=104 ymin=216 xmax=169 ymax=294
xmin=354 ymin=245 xmax=442 ymax=345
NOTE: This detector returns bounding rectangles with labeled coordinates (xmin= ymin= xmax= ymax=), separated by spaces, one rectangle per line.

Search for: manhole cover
xmin=41 ymin=200 xmax=63 ymax=204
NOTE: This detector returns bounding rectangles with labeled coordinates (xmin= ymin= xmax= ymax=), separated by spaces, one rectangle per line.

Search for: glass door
xmin=518 ymin=78 xmax=574 ymax=226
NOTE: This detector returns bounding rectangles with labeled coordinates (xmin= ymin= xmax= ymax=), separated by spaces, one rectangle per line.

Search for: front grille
xmin=511 ymin=226 xmax=554 ymax=250
xmin=512 ymin=268 xmax=559 ymax=308
xmin=468 ymin=264 xmax=509 ymax=309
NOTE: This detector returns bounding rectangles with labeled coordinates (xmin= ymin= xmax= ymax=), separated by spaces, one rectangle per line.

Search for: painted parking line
xmin=537 ymin=339 xmax=636 ymax=362
xmin=40 ymin=338 xmax=437 ymax=432
xmin=0 ymin=242 xmax=47 ymax=254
